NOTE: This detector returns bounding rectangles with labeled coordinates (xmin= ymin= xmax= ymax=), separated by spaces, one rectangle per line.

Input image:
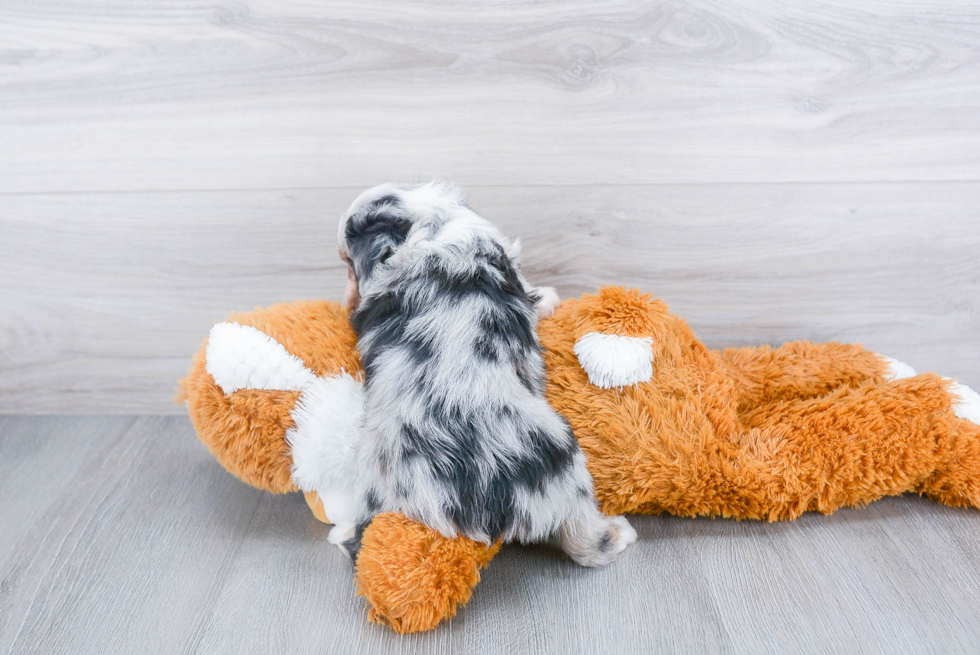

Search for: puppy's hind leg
xmin=329 ymin=519 xmax=371 ymax=559
xmin=557 ymin=502 xmax=637 ymax=567
xmin=328 ymin=486 xmax=380 ymax=559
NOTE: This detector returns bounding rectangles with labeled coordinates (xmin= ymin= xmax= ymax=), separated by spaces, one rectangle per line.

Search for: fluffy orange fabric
xmin=355 ymin=513 xmax=500 ymax=634
xmin=539 ymin=287 xmax=977 ymax=519
xmin=181 ymin=287 xmax=980 ymax=633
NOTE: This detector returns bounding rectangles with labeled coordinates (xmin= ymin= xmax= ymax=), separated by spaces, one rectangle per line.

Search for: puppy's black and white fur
xmin=332 ymin=182 xmax=635 ymax=566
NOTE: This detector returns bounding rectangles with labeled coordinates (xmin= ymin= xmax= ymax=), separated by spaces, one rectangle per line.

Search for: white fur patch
xmin=285 ymin=373 xmax=363 ymax=527
xmin=878 ymin=354 xmax=917 ymax=381
xmin=535 ymin=286 xmax=561 ymax=319
xmin=949 ymin=381 xmax=980 ymax=425
xmin=206 ymin=322 xmax=317 ymax=394
xmin=574 ymin=332 xmax=654 ymax=389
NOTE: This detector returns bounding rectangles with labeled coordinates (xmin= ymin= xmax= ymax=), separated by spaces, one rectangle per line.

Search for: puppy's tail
xmin=557 ymin=504 xmax=637 ymax=567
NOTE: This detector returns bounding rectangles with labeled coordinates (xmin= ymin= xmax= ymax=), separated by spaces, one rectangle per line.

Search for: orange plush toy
xmin=180 ymin=287 xmax=980 ymax=633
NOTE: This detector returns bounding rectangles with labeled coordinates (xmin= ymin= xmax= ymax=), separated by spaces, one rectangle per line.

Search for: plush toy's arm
xmin=355 ymin=514 xmax=500 ymax=633
xmin=717 ymin=341 xmax=896 ymax=413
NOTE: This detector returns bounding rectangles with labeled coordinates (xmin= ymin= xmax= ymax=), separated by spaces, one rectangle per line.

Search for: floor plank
xmin=0 ymin=417 xmax=110 ymax=561
xmin=1 ymin=0 xmax=979 ymax=192
xmin=0 ymin=416 xmax=264 ymax=655
xmin=2 ymin=415 xmax=980 ymax=654
xmin=2 ymin=183 xmax=977 ymax=413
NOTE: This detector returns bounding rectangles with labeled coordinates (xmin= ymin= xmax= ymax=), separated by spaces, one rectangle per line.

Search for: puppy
xmin=332 ymin=182 xmax=636 ymax=566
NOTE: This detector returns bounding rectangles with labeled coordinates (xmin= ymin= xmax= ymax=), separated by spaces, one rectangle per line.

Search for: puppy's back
xmin=351 ymin=222 xmax=584 ymax=543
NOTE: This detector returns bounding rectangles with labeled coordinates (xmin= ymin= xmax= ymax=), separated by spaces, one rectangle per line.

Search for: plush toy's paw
xmin=574 ymin=333 xmax=654 ymax=388
xmin=878 ymin=354 xmax=917 ymax=381
xmin=949 ymin=381 xmax=980 ymax=425
xmin=355 ymin=513 xmax=500 ymax=634
xmin=535 ymin=286 xmax=561 ymax=319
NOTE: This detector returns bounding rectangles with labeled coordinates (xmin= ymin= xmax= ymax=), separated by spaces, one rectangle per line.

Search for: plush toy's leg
xmin=354 ymin=513 xmax=500 ymax=633
xmin=303 ymin=495 xmax=499 ymax=632
xmin=915 ymin=418 xmax=980 ymax=509
xmin=718 ymin=341 xmax=891 ymax=413
xmin=917 ymin=382 xmax=980 ymax=508
xmin=734 ymin=374 xmax=980 ymax=518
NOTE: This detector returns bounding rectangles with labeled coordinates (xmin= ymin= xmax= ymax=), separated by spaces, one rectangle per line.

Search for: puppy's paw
xmin=949 ymin=380 xmax=980 ymax=425
xmin=878 ymin=354 xmax=916 ymax=381
xmin=569 ymin=515 xmax=637 ymax=568
xmin=610 ymin=515 xmax=638 ymax=549
xmin=598 ymin=515 xmax=637 ymax=564
xmin=328 ymin=523 xmax=356 ymax=558
xmin=534 ymin=286 xmax=561 ymax=319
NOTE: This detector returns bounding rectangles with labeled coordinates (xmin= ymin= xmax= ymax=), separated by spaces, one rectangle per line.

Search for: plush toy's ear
xmin=200 ymin=319 xmax=364 ymax=528
xmin=574 ymin=333 xmax=654 ymax=388
xmin=180 ymin=301 xmax=362 ymax=498
xmin=285 ymin=372 xmax=363 ymax=529
xmin=206 ymin=321 xmax=318 ymax=393
xmin=564 ymin=287 xmax=668 ymax=388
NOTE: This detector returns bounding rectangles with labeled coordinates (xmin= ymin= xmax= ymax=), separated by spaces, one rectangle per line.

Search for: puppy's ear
xmin=345 ymin=204 xmax=412 ymax=282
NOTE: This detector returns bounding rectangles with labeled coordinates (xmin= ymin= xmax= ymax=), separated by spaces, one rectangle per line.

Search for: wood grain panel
xmin=2 ymin=182 xmax=977 ymax=413
xmin=3 ymin=415 xmax=980 ymax=653
xmin=1 ymin=0 xmax=979 ymax=192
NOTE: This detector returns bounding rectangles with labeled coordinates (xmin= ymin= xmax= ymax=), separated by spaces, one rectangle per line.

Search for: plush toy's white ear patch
xmin=286 ymin=372 xmax=363 ymax=527
xmin=574 ymin=332 xmax=654 ymax=389
xmin=205 ymin=322 xmax=317 ymax=394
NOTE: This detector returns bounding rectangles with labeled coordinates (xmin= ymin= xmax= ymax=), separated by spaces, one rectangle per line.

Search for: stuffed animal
xmin=180 ymin=286 xmax=980 ymax=633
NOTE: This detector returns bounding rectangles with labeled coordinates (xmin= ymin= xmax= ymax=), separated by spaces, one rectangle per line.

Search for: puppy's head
xmin=338 ymin=182 xmax=469 ymax=307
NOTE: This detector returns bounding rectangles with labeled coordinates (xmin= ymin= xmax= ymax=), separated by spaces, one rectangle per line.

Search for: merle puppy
xmin=332 ymin=182 xmax=636 ymax=566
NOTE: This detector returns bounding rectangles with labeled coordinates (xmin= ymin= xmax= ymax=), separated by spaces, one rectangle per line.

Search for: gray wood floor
xmin=2 ymin=0 xmax=979 ymax=413
xmin=3 ymin=414 xmax=980 ymax=655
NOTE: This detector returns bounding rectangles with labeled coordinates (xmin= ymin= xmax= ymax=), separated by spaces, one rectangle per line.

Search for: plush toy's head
xmin=180 ymin=300 xmax=361 ymax=496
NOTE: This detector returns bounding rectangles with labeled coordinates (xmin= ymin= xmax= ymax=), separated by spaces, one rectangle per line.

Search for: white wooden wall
xmin=2 ymin=0 xmax=978 ymax=413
